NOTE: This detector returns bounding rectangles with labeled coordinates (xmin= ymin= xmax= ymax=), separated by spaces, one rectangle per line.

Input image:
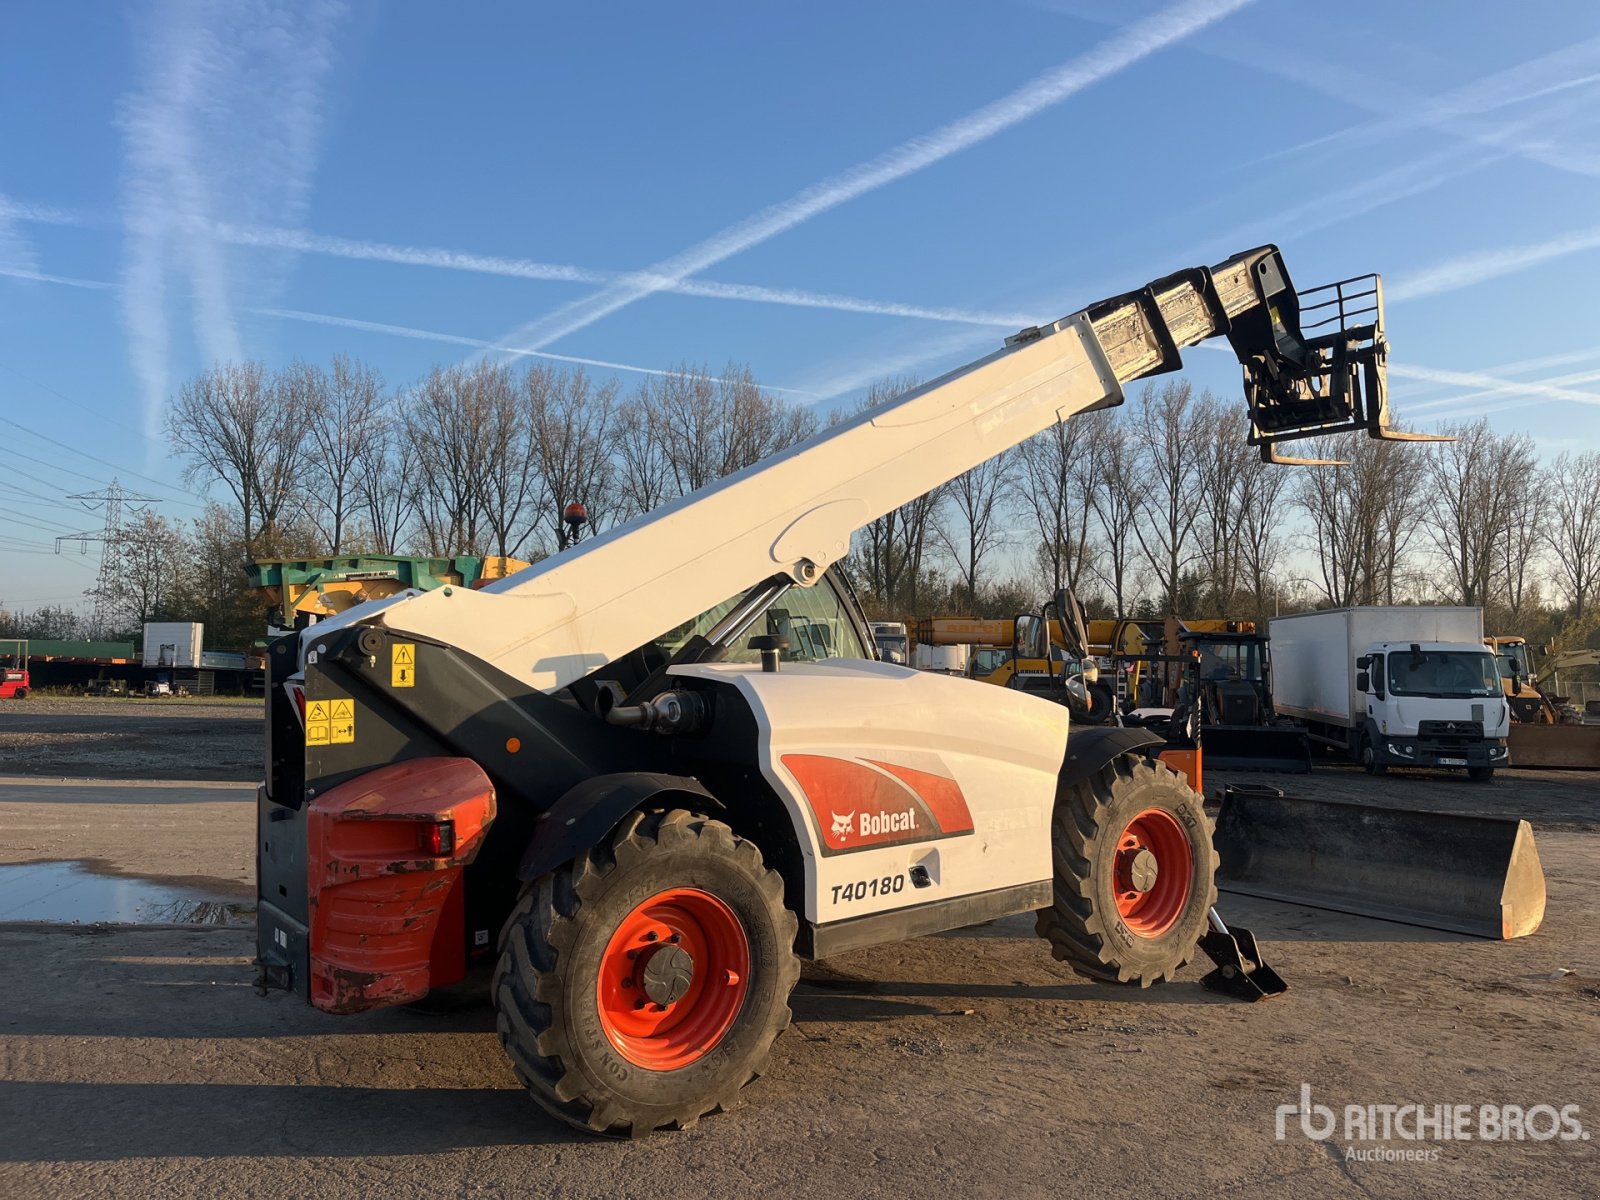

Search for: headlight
xmin=1386 ymin=742 xmax=1415 ymax=758
xmin=1490 ymin=745 xmax=1507 ymax=758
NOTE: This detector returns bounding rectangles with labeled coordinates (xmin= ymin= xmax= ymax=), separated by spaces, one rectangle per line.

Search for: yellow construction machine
xmin=248 ymin=555 xmax=530 ymax=628
xmin=1486 ymin=636 xmax=1600 ymax=769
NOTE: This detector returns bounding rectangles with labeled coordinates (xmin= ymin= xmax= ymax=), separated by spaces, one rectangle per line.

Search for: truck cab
xmin=868 ymin=621 xmax=909 ymax=664
xmin=1356 ymin=642 xmax=1509 ymax=779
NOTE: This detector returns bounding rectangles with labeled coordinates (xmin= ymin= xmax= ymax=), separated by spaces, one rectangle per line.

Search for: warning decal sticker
xmin=392 ymin=642 xmax=416 ymax=688
xmin=306 ymin=699 xmax=356 ymax=746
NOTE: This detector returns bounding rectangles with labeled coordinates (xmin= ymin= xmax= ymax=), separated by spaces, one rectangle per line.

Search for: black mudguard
xmin=516 ymin=772 xmax=722 ymax=882
xmin=1059 ymin=726 xmax=1165 ymax=790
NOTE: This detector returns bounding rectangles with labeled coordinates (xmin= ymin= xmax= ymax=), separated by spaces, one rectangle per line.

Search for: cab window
xmin=647 ymin=577 xmax=870 ymax=665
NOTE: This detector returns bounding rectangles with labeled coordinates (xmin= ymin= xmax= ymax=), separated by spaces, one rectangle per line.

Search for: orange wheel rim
xmin=596 ymin=888 xmax=750 ymax=1069
xmin=1112 ymin=808 xmax=1194 ymax=937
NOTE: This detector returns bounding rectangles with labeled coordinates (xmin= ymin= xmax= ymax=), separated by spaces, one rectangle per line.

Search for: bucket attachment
xmin=1214 ymin=249 xmax=1452 ymax=464
xmin=1213 ymin=786 xmax=1546 ymax=939
xmin=1507 ymin=723 xmax=1600 ymax=770
xmin=1199 ymin=907 xmax=1288 ymax=1001
xmin=1199 ymin=725 xmax=1313 ymax=773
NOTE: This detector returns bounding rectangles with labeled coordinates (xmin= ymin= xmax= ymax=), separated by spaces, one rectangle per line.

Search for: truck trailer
xmin=1270 ymin=607 xmax=1509 ymax=780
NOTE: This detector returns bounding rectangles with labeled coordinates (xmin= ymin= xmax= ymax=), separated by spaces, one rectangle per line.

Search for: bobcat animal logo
xmin=830 ymin=811 xmax=855 ymax=840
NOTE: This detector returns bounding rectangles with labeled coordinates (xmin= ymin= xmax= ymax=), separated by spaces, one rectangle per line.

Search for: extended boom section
xmin=316 ymin=246 xmax=1394 ymax=695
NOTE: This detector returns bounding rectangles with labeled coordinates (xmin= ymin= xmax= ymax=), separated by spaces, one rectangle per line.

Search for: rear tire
xmin=1467 ymin=765 xmax=1494 ymax=783
xmin=493 ymin=808 xmax=799 ymax=1135
xmin=13 ymin=687 xmax=27 ymax=700
xmin=1035 ymin=756 xmax=1217 ymax=986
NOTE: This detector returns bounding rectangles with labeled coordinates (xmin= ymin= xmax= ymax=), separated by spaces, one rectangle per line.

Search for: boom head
xmin=1216 ymin=250 xmax=1447 ymax=464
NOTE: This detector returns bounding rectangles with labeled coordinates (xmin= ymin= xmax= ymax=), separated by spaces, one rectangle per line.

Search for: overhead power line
xmin=0 ymin=412 xmax=206 ymax=508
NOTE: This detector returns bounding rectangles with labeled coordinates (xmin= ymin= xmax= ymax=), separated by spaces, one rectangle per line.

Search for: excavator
xmin=1486 ymin=636 xmax=1600 ymax=768
xmin=254 ymin=245 xmax=1540 ymax=1137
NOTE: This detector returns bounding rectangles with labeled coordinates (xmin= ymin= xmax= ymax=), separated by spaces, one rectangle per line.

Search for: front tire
xmin=494 ymin=808 xmax=799 ymax=1135
xmin=1035 ymin=756 xmax=1217 ymax=986
xmin=1360 ymin=736 xmax=1387 ymax=776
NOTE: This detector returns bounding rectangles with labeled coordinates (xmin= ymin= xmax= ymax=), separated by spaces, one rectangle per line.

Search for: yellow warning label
xmin=330 ymin=699 xmax=356 ymax=744
xmin=303 ymin=698 xmax=354 ymax=746
xmin=392 ymin=642 xmax=416 ymax=688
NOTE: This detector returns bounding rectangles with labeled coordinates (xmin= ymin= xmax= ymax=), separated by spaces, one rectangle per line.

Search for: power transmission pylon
xmin=55 ymin=478 xmax=163 ymax=636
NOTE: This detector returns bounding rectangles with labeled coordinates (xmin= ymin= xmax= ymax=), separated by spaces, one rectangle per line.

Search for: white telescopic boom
xmin=320 ymin=247 xmax=1331 ymax=692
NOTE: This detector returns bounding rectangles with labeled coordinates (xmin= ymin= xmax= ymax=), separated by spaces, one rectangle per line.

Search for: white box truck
xmin=1270 ymin=606 xmax=1509 ymax=781
xmin=142 ymin=622 xmax=204 ymax=669
xmin=912 ymin=643 xmax=968 ymax=674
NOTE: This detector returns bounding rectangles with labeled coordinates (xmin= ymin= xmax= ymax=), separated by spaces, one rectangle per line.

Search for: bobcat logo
xmin=830 ymin=811 xmax=856 ymax=840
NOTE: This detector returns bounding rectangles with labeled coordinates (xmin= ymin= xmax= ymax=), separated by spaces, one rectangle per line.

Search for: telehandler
xmin=256 ymin=246 xmax=1399 ymax=1134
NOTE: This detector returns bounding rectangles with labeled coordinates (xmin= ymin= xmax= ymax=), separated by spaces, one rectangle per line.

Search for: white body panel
xmin=1269 ymin=606 xmax=1501 ymax=735
xmin=142 ymin=621 xmax=204 ymax=668
xmin=670 ymin=659 xmax=1067 ymax=925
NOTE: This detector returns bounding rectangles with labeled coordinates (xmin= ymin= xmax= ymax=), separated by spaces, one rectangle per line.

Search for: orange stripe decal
xmin=781 ymin=753 xmax=974 ymax=855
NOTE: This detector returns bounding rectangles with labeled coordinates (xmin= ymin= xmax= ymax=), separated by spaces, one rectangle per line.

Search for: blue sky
xmin=2 ymin=0 xmax=1599 ymax=608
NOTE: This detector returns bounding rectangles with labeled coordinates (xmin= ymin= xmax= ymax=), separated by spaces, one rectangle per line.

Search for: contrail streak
xmin=1388 ymin=224 xmax=1600 ymax=302
xmin=116 ymin=0 xmax=345 ymax=443
xmin=1403 ymin=366 xmax=1600 ymax=413
xmin=213 ymin=221 xmax=1033 ymax=326
xmin=1389 ymin=363 xmax=1600 ymax=408
xmin=484 ymin=0 xmax=1257 ymax=355
xmin=252 ymin=306 xmax=818 ymax=396
xmin=0 ymin=266 xmax=113 ymax=290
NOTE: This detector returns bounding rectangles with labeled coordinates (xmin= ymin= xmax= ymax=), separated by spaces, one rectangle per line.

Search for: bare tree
xmin=1085 ymin=423 xmax=1139 ymax=614
xmin=937 ymin=452 xmax=1015 ymax=612
xmin=1126 ymin=381 xmax=1205 ymax=612
xmin=1293 ymin=436 xmax=1424 ymax=606
xmin=351 ymin=415 xmax=416 ymax=554
xmin=88 ymin=509 xmax=192 ymax=632
xmin=165 ymin=504 xmax=268 ymax=649
xmin=1016 ymin=418 xmax=1095 ymax=598
xmin=528 ymin=368 xmax=617 ymax=551
xmin=166 ymin=361 xmax=305 ymax=554
xmin=648 ymin=364 xmax=816 ymax=495
xmin=613 ymin=385 xmax=675 ymax=520
xmin=1497 ymin=464 xmax=1545 ymax=624
xmin=1233 ymin=447 xmax=1294 ymax=621
xmin=1545 ymin=451 xmax=1600 ymax=619
xmin=404 ymin=365 xmax=497 ymax=555
xmin=1190 ymin=393 xmax=1248 ymax=611
xmin=1421 ymin=420 xmax=1529 ymax=606
xmin=474 ymin=363 xmax=540 ymax=558
xmin=301 ymin=356 xmax=387 ymax=554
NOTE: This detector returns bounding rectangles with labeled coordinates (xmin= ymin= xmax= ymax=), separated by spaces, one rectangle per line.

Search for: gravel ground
xmin=0 ymin=703 xmax=1596 ymax=1197
xmin=0 ymin=697 xmax=261 ymax=782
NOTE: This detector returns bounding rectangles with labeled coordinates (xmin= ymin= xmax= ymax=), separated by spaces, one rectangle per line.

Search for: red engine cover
xmin=306 ymin=757 xmax=496 ymax=1014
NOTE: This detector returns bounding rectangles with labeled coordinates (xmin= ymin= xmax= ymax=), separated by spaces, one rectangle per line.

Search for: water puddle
xmin=0 ymin=861 xmax=252 ymax=925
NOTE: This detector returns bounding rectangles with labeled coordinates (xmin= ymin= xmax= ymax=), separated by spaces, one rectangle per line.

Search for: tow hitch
xmin=1198 ymin=907 xmax=1288 ymax=1001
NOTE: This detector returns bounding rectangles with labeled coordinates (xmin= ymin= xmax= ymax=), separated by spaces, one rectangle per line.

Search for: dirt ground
xmin=0 ymin=701 xmax=1597 ymax=1198
xmin=0 ymin=697 xmax=261 ymax=782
